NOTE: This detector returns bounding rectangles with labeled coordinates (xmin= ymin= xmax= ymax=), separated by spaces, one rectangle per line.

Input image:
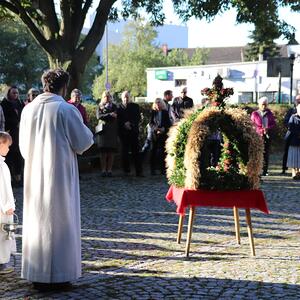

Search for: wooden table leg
xmin=177 ymin=215 xmax=184 ymax=244
xmin=185 ymin=206 xmax=196 ymax=257
xmin=233 ymin=206 xmax=241 ymax=244
xmin=245 ymin=208 xmax=256 ymax=256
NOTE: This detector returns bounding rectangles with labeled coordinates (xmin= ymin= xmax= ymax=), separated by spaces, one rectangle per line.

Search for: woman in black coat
xmin=287 ymin=103 xmax=300 ymax=179
xmin=0 ymin=85 xmax=24 ymax=186
xmin=149 ymin=98 xmax=171 ymax=175
xmin=95 ymin=90 xmax=118 ymax=177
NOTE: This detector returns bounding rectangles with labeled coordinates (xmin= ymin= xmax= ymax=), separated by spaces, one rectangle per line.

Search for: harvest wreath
xmin=166 ymin=78 xmax=264 ymax=191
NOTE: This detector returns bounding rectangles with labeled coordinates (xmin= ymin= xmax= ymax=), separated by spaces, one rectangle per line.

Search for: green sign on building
xmin=155 ymin=70 xmax=168 ymax=80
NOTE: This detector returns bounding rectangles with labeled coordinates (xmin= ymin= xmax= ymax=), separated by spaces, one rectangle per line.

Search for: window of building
xmin=238 ymin=92 xmax=253 ymax=104
xmin=175 ymin=79 xmax=187 ymax=87
xmin=258 ymin=92 xmax=276 ymax=103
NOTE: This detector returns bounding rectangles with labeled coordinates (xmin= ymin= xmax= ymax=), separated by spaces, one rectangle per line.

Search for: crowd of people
xmin=1 ymin=69 xmax=300 ymax=290
xmin=1 ymin=81 xmax=300 ymax=182
xmin=1 ymin=80 xmax=300 ymax=182
xmin=94 ymin=86 xmax=194 ymax=177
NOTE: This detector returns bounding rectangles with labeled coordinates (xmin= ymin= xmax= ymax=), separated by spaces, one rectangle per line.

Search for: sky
xmin=86 ymin=1 xmax=300 ymax=48
xmin=162 ymin=1 xmax=300 ymax=48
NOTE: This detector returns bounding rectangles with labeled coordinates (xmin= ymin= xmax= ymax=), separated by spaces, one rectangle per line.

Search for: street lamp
xmin=105 ymin=23 xmax=110 ymax=91
xmin=289 ymin=53 xmax=295 ymax=105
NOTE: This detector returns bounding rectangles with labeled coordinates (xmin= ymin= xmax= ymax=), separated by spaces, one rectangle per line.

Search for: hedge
xmin=83 ymin=102 xmax=292 ymax=151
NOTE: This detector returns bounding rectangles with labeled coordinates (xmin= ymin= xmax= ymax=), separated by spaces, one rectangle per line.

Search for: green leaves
xmin=0 ymin=19 xmax=48 ymax=91
xmin=169 ymin=108 xmax=204 ymax=187
xmin=92 ymin=19 xmax=208 ymax=98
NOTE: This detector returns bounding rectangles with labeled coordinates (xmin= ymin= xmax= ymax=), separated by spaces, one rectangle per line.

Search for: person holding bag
xmin=149 ymin=98 xmax=171 ymax=175
xmin=96 ymin=90 xmax=118 ymax=177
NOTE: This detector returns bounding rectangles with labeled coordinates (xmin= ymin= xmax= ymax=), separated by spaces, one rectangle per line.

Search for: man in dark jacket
xmin=117 ymin=91 xmax=143 ymax=176
xmin=282 ymin=95 xmax=300 ymax=174
xmin=171 ymin=87 xmax=194 ymax=122
xmin=163 ymin=90 xmax=175 ymax=124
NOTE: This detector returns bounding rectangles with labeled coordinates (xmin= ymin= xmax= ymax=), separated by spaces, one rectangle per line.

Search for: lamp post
xmin=289 ymin=53 xmax=295 ymax=105
xmin=105 ymin=23 xmax=110 ymax=91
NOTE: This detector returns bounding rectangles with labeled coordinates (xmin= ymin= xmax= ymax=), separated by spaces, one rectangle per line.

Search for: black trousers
xmin=150 ymin=136 xmax=167 ymax=174
xmin=5 ymin=144 xmax=23 ymax=179
xmin=120 ymin=133 xmax=142 ymax=175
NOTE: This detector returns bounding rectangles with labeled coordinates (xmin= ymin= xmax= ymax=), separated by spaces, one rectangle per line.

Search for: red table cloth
xmin=166 ymin=185 xmax=269 ymax=216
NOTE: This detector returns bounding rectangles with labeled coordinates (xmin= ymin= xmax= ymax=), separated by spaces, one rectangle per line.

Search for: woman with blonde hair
xmin=96 ymin=90 xmax=118 ymax=177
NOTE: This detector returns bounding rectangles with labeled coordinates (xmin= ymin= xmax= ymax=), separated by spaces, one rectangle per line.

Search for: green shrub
xmin=83 ymin=103 xmax=98 ymax=130
xmin=83 ymin=102 xmax=292 ymax=151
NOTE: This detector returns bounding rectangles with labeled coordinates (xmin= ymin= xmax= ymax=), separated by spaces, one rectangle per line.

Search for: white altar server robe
xmin=0 ymin=156 xmax=16 ymax=264
xmin=19 ymin=93 xmax=93 ymax=283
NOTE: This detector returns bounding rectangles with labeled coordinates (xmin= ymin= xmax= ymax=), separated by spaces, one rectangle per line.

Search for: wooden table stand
xmin=177 ymin=206 xmax=256 ymax=257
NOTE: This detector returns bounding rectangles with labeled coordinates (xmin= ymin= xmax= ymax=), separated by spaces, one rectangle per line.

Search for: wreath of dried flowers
xmin=165 ymin=107 xmax=204 ymax=187
xmin=183 ymin=107 xmax=263 ymax=190
xmin=166 ymin=75 xmax=264 ymax=191
xmin=166 ymin=107 xmax=263 ymax=190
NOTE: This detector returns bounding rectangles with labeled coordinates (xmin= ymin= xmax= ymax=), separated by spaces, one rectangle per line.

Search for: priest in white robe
xmin=19 ymin=69 xmax=94 ymax=285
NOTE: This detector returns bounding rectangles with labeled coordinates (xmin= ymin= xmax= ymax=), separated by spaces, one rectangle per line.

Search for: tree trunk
xmin=66 ymin=62 xmax=85 ymax=96
xmin=47 ymin=53 xmax=87 ymax=97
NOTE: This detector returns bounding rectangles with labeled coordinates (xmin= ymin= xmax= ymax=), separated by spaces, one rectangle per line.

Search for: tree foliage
xmin=92 ymin=20 xmax=208 ymax=99
xmin=0 ymin=19 xmax=100 ymax=94
xmin=245 ymin=0 xmax=297 ymax=61
xmin=246 ymin=23 xmax=280 ymax=61
xmin=0 ymin=19 xmax=48 ymax=91
xmin=0 ymin=0 xmax=299 ymax=93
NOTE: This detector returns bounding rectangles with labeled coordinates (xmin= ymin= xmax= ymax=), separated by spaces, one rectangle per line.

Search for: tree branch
xmin=8 ymin=0 xmax=54 ymax=54
xmin=76 ymin=0 xmax=116 ymax=63
xmin=37 ymin=0 xmax=60 ymax=38
xmin=77 ymin=0 xmax=93 ymax=36
xmin=60 ymin=0 xmax=71 ymax=44
xmin=69 ymin=0 xmax=93 ymax=51
xmin=0 ymin=0 xmax=18 ymax=14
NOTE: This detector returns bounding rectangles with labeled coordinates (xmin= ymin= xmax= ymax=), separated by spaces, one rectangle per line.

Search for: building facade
xmin=146 ymin=58 xmax=300 ymax=104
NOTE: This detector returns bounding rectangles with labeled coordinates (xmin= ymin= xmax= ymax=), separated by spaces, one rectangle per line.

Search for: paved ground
xmin=1 ymin=155 xmax=299 ymax=299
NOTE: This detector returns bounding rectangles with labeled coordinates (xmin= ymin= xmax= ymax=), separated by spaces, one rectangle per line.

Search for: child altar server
xmin=0 ymin=131 xmax=16 ymax=274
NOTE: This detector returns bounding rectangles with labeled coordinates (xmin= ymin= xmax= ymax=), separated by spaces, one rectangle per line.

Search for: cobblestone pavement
xmin=1 ymin=155 xmax=300 ymax=299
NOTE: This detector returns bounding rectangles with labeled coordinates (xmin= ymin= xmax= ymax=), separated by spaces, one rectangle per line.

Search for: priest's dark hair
xmin=41 ymin=68 xmax=70 ymax=94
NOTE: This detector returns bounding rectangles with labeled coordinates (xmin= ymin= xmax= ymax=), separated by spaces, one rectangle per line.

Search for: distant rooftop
xmin=183 ymin=45 xmax=289 ymax=64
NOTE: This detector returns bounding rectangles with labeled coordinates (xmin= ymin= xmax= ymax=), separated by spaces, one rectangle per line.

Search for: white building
xmin=146 ymin=57 xmax=300 ymax=104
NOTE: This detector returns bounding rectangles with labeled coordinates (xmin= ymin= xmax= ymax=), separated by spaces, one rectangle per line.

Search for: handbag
xmin=95 ymin=120 xmax=105 ymax=134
